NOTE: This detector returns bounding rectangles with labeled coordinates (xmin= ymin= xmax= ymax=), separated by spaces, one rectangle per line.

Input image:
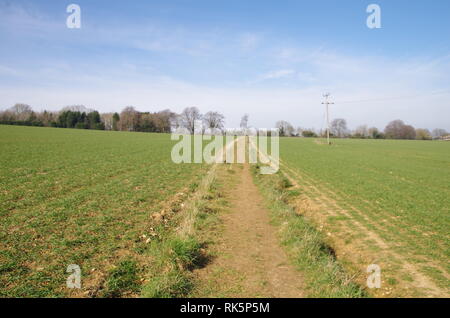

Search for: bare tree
xmin=431 ymin=128 xmax=448 ymax=139
xmin=37 ymin=110 xmax=58 ymax=126
xmin=276 ymin=120 xmax=295 ymax=137
xmin=180 ymin=107 xmax=202 ymax=134
xmin=240 ymin=114 xmax=249 ymax=129
xmin=384 ymin=120 xmax=416 ymax=139
xmin=61 ymin=105 xmax=94 ymax=113
xmin=330 ymin=118 xmax=348 ymax=138
xmin=385 ymin=120 xmax=403 ymax=139
xmin=401 ymin=125 xmax=416 ymax=140
xmin=9 ymin=103 xmax=32 ymax=121
xmin=120 ymin=106 xmax=139 ymax=131
xmin=153 ymin=109 xmax=176 ymax=133
xmin=170 ymin=114 xmax=182 ymax=131
xmin=353 ymin=125 xmax=369 ymax=138
xmin=101 ymin=113 xmax=114 ymax=130
xmin=203 ymin=111 xmax=225 ymax=134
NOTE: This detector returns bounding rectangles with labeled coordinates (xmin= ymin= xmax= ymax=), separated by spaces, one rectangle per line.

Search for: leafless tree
xmin=402 ymin=125 xmax=416 ymax=140
xmin=120 ymin=106 xmax=139 ymax=131
xmin=431 ymin=128 xmax=448 ymax=139
xmin=9 ymin=103 xmax=32 ymax=121
xmin=0 ymin=109 xmax=13 ymax=121
xmin=240 ymin=114 xmax=249 ymax=129
xmin=276 ymin=120 xmax=295 ymax=137
xmin=353 ymin=125 xmax=369 ymax=138
xmin=330 ymin=118 xmax=348 ymax=138
xmin=101 ymin=113 xmax=114 ymax=130
xmin=170 ymin=114 xmax=182 ymax=131
xmin=384 ymin=120 xmax=416 ymax=139
xmin=153 ymin=109 xmax=176 ymax=133
xmin=180 ymin=107 xmax=202 ymax=134
xmin=36 ymin=110 xmax=57 ymax=126
xmin=203 ymin=111 xmax=225 ymax=134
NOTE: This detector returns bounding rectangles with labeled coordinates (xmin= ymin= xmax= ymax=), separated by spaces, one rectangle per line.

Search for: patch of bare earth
xmin=193 ymin=164 xmax=304 ymax=298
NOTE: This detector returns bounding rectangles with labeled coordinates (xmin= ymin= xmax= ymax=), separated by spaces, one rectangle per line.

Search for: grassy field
xmin=279 ymin=137 xmax=450 ymax=297
xmin=1 ymin=125 xmax=448 ymax=298
xmin=0 ymin=125 xmax=208 ymax=297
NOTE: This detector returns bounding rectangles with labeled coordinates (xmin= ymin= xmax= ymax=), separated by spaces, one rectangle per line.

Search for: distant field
xmin=279 ymin=138 xmax=450 ymax=296
xmin=0 ymin=125 xmax=207 ymax=297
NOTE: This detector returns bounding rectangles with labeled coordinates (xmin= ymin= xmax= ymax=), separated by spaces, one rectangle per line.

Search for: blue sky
xmin=1 ymin=0 xmax=449 ymax=130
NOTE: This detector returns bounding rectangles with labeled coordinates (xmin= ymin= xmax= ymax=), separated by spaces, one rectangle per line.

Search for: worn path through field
xmin=193 ymin=164 xmax=304 ymax=297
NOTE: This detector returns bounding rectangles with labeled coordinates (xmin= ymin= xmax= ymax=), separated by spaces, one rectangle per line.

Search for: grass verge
xmin=141 ymin=166 xmax=222 ymax=297
xmin=251 ymin=164 xmax=367 ymax=298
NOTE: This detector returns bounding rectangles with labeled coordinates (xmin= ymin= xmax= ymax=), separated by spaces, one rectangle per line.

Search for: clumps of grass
xmin=251 ymin=167 xmax=367 ymax=298
xmin=169 ymin=237 xmax=204 ymax=271
xmin=189 ymin=182 xmax=199 ymax=192
xmin=102 ymin=258 xmax=140 ymax=297
xmin=141 ymin=236 xmax=205 ymax=298
xmin=141 ymin=167 xmax=220 ymax=298
xmin=142 ymin=267 xmax=193 ymax=298
xmin=279 ymin=187 xmax=302 ymax=204
xmin=278 ymin=174 xmax=293 ymax=190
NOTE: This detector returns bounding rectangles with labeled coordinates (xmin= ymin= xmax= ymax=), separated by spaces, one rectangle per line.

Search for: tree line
xmin=0 ymin=103 xmax=448 ymax=140
xmin=0 ymin=104 xmax=176 ymax=133
xmin=276 ymin=118 xmax=448 ymax=140
xmin=0 ymin=104 xmax=225 ymax=134
xmin=0 ymin=104 xmax=105 ymax=129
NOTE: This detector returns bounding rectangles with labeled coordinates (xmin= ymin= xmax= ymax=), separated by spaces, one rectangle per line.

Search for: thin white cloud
xmin=261 ymin=69 xmax=296 ymax=80
xmin=0 ymin=65 xmax=22 ymax=77
xmin=238 ymin=32 xmax=262 ymax=51
xmin=0 ymin=1 xmax=60 ymax=33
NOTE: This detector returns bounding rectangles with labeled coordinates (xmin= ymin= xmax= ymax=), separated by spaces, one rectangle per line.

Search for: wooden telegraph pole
xmin=321 ymin=93 xmax=334 ymax=145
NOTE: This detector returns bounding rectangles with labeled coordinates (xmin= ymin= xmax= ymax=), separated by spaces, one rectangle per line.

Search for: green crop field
xmin=0 ymin=125 xmax=208 ymax=297
xmin=279 ymin=138 xmax=450 ymax=297
xmin=1 ymin=125 xmax=449 ymax=298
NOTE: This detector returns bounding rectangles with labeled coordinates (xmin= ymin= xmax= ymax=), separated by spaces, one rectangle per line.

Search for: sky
xmin=0 ymin=0 xmax=449 ymax=130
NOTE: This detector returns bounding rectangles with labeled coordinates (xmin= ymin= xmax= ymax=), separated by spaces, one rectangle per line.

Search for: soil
xmin=193 ymin=164 xmax=304 ymax=297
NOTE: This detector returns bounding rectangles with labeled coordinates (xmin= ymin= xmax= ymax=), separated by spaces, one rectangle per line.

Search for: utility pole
xmin=321 ymin=93 xmax=334 ymax=145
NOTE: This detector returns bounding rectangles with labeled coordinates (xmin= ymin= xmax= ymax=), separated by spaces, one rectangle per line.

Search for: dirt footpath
xmin=193 ymin=164 xmax=304 ymax=297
